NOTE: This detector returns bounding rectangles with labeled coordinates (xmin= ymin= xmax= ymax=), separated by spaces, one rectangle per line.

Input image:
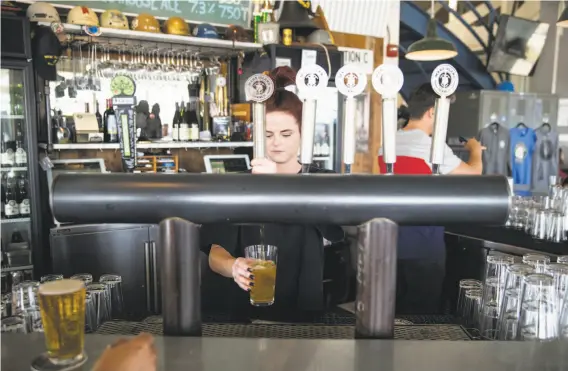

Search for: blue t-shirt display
xmin=510 ymin=126 xmax=536 ymax=195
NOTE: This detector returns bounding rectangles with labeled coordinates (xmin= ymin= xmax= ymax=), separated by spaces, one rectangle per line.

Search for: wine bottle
xmin=172 ymin=102 xmax=180 ymax=141
xmin=4 ymin=172 xmax=19 ymax=219
xmin=321 ymin=138 xmax=330 ymax=156
xmin=1 ymin=132 xmax=14 ymax=168
xmin=17 ymin=173 xmax=29 ymax=217
xmin=14 ymin=121 xmax=27 ymax=167
xmin=95 ymin=101 xmax=103 ymax=132
xmin=1 ymin=173 xmax=6 ymax=217
xmin=187 ymin=99 xmax=199 ymax=142
xmin=103 ymin=99 xmax=118 ymax=143
xmin=179 ymin=102 xmax=190 ymax=142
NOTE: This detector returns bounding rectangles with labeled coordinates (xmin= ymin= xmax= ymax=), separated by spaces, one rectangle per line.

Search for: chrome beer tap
xmin=245 ymin=73 xmax=275 ymax=159
xmin=430 ymin=64 xmax=459 ymax=175
xmin=336 ymin=65 xmax=368 ymax=174
xmin=371 ymin=64 xmax=404 ymax=175
xmin=296 ymin=64 xmax=329 ymax=173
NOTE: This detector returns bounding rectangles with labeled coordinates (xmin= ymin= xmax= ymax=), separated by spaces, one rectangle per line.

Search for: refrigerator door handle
xmin=151 ymin=240 xmax=159 ymax=313
xmin=144 ymin=241 xmax=152 ymax=311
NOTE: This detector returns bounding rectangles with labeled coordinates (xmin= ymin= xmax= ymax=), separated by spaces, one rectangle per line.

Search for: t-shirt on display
xmin=477 ymin=124 xmax=509 ymax=176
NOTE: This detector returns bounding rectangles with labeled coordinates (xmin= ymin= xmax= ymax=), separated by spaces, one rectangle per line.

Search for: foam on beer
xmin=38 ymin=279 xmax=84 ymax=295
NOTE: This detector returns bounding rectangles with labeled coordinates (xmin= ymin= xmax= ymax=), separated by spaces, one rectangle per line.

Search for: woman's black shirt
xmin=200 ymin=165 xmax=344 ymax=321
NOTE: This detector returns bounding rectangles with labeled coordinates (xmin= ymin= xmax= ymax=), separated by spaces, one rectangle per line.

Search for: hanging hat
xmin=32 ymin=26 xmax=62 ymax=81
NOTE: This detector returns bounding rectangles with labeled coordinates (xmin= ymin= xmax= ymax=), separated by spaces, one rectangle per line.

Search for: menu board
xmin=44 ymin=0 xmax=251 ymax=28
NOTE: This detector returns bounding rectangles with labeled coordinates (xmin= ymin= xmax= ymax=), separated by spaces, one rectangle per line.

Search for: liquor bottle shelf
xmin=0 ymin=167 xmax=27 ymax=172
xmin=1 ymin=217 xmax=31 ymax=224
xmin=1 ymin=265 xmax=33 ymax=273
xmin=39 ymin=142 xmax=253 ymax=150
xmin=0 ymin=115 xmax=25 ymax=119
xmin=38 ymin=23 xmax=262 ymax=56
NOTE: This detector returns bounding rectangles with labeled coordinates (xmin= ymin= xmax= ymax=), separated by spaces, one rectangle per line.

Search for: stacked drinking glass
xmin=457 ymin=252 xmax=568 ymax=340
xmin=1 ymin=272 xmax=124 ymax=334
xmin=506 ymin=180 xmax=568 ymax=242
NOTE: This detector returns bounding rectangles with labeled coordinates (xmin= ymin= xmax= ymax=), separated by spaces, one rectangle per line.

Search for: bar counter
xmin=446 ymin=225 xmax=568 ymax=256
xmin=2 ymin=334 xmax=567 ymax=371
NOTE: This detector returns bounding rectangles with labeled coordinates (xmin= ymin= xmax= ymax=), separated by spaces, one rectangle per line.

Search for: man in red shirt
xmin=379 ymin=84 xmax=483 ymax=314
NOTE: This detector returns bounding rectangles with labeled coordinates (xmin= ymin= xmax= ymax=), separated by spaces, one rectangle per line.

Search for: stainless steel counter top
xmin=2 ymin=334 xmax=567 ymax=371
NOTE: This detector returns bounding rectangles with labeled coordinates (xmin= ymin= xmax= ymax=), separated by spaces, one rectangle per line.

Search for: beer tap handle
xmin=335 ymin=64 xmax=368 ymax=174
xmin=371 ymin=64 xmax=404 ymax=175
xmin=296 ymin=65 xmax=329 ymax=173
xmin=245 ymin=74 xmax=275 ymax=159
xmin=343 ymin=97 xmax=357 ymax=173
xmin=300 ymin=99 xmax=317 ymax=172
xmin=429 ymin=64 xmax=459 ymax=175
xmin=430 ymin=97 xmax=451 ymax=175
xmin=252 ymin=102 xmax=266 ymax=158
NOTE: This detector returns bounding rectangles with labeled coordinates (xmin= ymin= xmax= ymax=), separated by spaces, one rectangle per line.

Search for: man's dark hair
xmin=406 ymin=83 xmax=455 ymax=120
xmin=407 ymin=83 xmax=439 ymax=120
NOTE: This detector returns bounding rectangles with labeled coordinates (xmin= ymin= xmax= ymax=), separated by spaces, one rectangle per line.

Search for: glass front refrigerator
xmin=1 ymin=14 xmax=43 ymax=290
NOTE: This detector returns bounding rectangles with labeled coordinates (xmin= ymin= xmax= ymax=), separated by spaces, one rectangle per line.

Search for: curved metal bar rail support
xmin=52 ymin=173 xmax=511 ymax=339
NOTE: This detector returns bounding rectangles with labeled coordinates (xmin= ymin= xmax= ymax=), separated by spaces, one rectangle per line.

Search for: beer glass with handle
xmin=245 ymin=245 xmax=278 ymax=306
xmin=32 ymin=279 xmax=88 ymax=371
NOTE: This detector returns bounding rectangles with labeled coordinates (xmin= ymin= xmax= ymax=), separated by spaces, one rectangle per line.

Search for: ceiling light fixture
xmin=406 ymin=0 xmax=458 ymax=61
xmin=558 ymin=1 xmax=568 ymax=27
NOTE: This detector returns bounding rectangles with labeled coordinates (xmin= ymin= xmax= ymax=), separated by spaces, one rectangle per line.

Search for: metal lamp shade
xmin=278 ymin=0 xmax=320 ymax=35
xmin=558 ymin=3 xmax=568 ymax=27
xmin=406 ymin=19 xmax=458 ymax=61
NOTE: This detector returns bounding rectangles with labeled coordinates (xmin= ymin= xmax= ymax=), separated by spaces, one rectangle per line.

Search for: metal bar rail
xmin=51 ymin=173 xmax=511 ymax=338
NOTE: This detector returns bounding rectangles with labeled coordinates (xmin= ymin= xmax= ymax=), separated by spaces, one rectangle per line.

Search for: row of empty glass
xmin=458 ymin=254 xmax=568 ymax=340
xmin=1 ymin=273 xmax=123 ymax=334
xmin=506 ymin=180 xmax=568 ymax=242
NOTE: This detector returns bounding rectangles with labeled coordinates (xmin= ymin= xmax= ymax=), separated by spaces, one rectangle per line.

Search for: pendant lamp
xmin=406 ymin=0 xmax=458 ymax=61
xmin=558 ymin=1 xmax=568 ymax=27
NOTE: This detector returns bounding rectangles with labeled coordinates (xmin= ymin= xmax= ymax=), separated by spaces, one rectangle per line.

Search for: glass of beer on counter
xmin=31 ymin=279 xmax=87 ymax=371
xmin=245 ymin=245 xmax=278 ymax=306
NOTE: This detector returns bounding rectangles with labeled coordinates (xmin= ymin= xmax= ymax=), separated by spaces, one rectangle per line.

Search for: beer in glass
xmin=32 ymin=279 xmax=87 ymax=370
xmin=245 ymin=245 xmax=278 ymax=306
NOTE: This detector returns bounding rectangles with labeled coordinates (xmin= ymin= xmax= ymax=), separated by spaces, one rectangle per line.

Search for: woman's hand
xmin=251 ymin=158 xmax=277 ymax=174
xmin=231 ymin=257 xmax=255 ymax=291
xmin=93 ymin=333 xmax=157 ymax=371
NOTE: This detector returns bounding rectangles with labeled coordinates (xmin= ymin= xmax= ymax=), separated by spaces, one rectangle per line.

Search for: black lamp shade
xmin=558 ymin=2 xmax=568 ymax=27
xmin=406 ymin=18 xmax=458 ymax=61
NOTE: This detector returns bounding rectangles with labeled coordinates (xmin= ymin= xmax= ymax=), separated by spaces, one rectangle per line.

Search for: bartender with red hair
xmin=201 ymin=67 xmax=344 ymax=321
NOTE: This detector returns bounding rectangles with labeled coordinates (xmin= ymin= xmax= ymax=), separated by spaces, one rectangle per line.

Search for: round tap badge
xmin=245 ymin=73 xmax=275 ymax=103
xmin=296 ymin=64 xmax=329 ymax=99
xmin=216 ymin=76 xmax=227 ymax=87
xmin=431 ymin=64 xmax=459 ymax=98
xmin=371 ymin=64 xmax=404 ymax=98
xmin=336 ymin=64 xmax=367 ymax=98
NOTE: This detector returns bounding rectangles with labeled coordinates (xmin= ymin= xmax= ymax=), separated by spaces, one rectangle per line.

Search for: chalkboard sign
xmin=45 ymin=0 xmax=251 ymax=28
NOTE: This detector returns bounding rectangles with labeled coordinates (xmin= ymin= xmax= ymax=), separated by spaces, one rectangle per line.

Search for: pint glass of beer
xmin=32 ymin=279 xmax=87 ymax=370
xmin=244 ymin=245 xmax=278 ymax=306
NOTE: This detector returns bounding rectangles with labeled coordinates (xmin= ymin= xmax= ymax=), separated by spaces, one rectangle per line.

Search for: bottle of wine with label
xmin=179 ymin=101 xmax=190 ymax=142
xmin=172 ymin=102 xmax=180 ymax=141
xmin=1 ymin=132 xmax=14 ymax=168
xmin=103 ymin=99 xmax=118 ymax=143
xmin=4 ymin=172 xmax=19 ymax=219
xmin=14 ymin=121 xmax=27 ymax=167
xmin=17 ymin=173 xmax=30 ymax=217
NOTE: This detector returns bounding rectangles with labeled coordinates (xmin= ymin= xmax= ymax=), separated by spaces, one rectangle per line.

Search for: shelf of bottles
xmin=1 ymin=68 xmax=33 ymax=278
xmin=47 ymin=42 xmax=255 ymax=158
